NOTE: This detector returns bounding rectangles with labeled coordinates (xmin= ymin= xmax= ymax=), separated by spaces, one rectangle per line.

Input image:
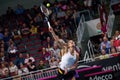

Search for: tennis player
xmin=49 ymin=27 xmax=79 ymax=80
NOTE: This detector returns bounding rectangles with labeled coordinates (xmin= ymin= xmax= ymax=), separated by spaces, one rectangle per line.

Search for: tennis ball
xmin=46 ymin=3 xmax=50 ymax=7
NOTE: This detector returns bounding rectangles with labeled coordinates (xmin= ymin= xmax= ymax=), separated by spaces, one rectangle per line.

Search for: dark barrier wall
xmin=37 ymin=55 xmax=120 ymax=80
xmin=79 ymin=55 xmax=120 ymax=72
xmin=0 ymin=0 xmax=43 ymax=15
xmin=78 ymin=55 xmax=120 ymax=79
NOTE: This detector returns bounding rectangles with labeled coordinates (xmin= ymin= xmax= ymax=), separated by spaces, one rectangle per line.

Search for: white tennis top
xmin=59 ymin=50 xmax=77 ymax=70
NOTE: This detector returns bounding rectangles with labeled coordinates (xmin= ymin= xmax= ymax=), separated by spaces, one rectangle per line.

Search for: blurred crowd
xmin=96 ymin=30 xmax=120 ymax=60
xmin=0 ymin=0 xmax=108 ymax=78
xmin=0 ymin=0 xmax=78 ymax=78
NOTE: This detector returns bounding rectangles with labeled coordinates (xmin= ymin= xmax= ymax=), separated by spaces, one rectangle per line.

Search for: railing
xmin=73 ymin=10 xmax=92 ymax=28
xmin=2 ymin=53 xmax=119 ymax=80
xmin=1 ymin=67 xmax=58 ymax=80
xmin=1 ymin=59 xmax=91 ymax=80
xmin=76 ymin=15 xmax=85 ymax=45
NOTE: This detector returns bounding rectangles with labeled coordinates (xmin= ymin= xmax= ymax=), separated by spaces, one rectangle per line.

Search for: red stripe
xmin=38 ymin=75 xmax=57 ymax=80
xmin=76 ymin=66 xmax=101 ymax=72
xmin=85 ymin=70 xmax=113 ymax=77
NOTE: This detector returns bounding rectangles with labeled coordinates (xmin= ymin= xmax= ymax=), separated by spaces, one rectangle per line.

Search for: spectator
xmin=63 ymin=16 xmax=72 ymax=38
xmin=31 ymin=5 xmax=40 ymax=16
xmin=57 ymin=8 xmax=66 ymax=18
xmin=100 ymin=37 xmax=111 ymax=54
xmin=52 ymin=2 xmax=60 ymax=15
xmin=24 ymin=10 xmax=33 ymax=23
xmin=6 ymin=7 xmax=15 ymax=19
xmin=69 ymin=0 xmax=77 ymax=9
xmin=3 ymin=32 xmax=11 ymax=43
xmin=60 ymin=26 xmax=68 ymax=41
xmin=0 ymin=40 xmax=5 ymax=45
xmin=21 ymin=23 xmax=30 ymax=37
xmin=8 ymin=43 xmax=18 ymax=58
xmin=3 ymin=31 xmax=10 ymax=51
xmin=49 ymin=56 xmax=59 ymax=68
xmin=110 ymin=47 xmax=117 ymax=54
xmin=0 ymin=46 xmax=5 ymax=52
xmin=44 ymin=36 xmax=54 ymax=50
xmin=41 ymin=47 xmax=50 ymax=61
xmin=99 ymin=49 xmax=109 ymax=60
xmin=113 ymin=31 xmax=120 ymax=52
xmin=53 ymin=20 xmax=61 ymax=36
xmin=11 ymin=28 xmax=21 ymax=39
xmin=24 ymin=53 xmax=35 ymax=64
xmin=6 ymin=7 xmax=14 ymax=15
xmin=115 ymin=41 xmax=120 ymax=52
xmin=114 ymin=30 xmax=120 ymax=40
xmin=18 ymin=63 xmax=29 ymax=75
xmin=5 ymin=39 xmax=17 ymax=55
xmin=4 ymin=27 xmax=10 ymax=35
xmin=0 ymin=63 xmax=9 ymax=78
xmin=51 ymin=44 xmax=60 ymax=59
xmin=15 ymin=4 xmax=24 ymax=15
xmin=27 ymin=59 xmax=36 ymax=72
xmin=61 ymin=2 xmax=67 ymax=11
xmin=9 ymin=61 xmax=18 ymax=76
xmin=30 ymin=24 xmax=38 ymax=35
xmin=110 ymin=36 xmax=115 ymax=48
xmin=34 ymin=13 xmax=43 ymax=27
xmin=101 ymin=44 xmax=110 ymax=54
xmin=15 ymin=53 xmax=25 ymax=66
xmin=0 ymin=51 xmax=5 ymax=62
xmin=0 ymin=44 xmax=5 ymax=53
xmin=66 ymin=6 xmax=73 ymax=18
xmin=0 ymin=40 xmax=5 ymax=48
xmin=3 ymin=32 xmax=11 ymax=48
xmin=37 ymin=60 xmax=47 ymax=70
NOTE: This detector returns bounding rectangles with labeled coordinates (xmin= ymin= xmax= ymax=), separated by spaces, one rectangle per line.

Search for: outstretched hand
xmin=49 ymin=27 xmax=53 ymax=33
xmin=64 ymin=68 xmax=68 ymax=75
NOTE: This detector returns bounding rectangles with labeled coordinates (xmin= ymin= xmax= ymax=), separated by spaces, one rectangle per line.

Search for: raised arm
xmin=49 ymin=27 xmax=59 ymax=41
xmin=49 ymin=27 xmax=67 ymax=48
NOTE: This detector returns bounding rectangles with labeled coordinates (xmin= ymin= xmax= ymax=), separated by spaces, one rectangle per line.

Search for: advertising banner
xmin=77 ymin=55 xmax=120 ymax=79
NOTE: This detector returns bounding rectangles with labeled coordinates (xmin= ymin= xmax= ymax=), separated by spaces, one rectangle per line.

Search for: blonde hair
xmin=59 ymin=45 xmax=68 ymax=57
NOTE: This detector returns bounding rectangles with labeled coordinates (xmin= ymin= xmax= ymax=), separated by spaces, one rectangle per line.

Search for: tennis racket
xmin=40 ymin=4 xmax=51 ymax=28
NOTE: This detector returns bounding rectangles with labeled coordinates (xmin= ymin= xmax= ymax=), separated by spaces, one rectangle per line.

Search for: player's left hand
xmin=64 ymin=68 xmax=68 ymax=75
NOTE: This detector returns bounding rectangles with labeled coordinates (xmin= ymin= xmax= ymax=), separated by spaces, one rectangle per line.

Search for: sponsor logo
xmin=89 ymin=74 xmax=113 ymax=80
xmin=102 ymin=63 xmax=120 ymax=71
xmin=96 ymin=22 xmax=101 ymax=30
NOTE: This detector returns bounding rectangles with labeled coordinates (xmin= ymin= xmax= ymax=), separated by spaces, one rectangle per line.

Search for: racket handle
xmin=47 ymin=21 xmax=51 ymax=28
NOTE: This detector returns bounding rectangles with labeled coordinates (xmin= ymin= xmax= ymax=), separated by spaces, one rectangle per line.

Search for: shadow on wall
xmin=0 ymin=0 xmax=43 ymax=15
xmin=0 ymin=0 xmax=67 ymax=15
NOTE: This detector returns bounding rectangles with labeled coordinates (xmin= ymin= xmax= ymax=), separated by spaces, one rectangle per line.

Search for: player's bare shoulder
xmin=75 ymin=50 xmax=80 ymax=60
